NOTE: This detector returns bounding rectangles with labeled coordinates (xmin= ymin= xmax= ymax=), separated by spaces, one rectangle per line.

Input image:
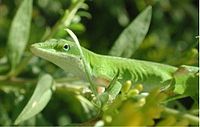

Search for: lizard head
xmin=30 ymin=39 xmax=85 ymax=77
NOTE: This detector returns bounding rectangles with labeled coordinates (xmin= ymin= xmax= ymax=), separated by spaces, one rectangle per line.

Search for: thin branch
xmin=163 ymin=107 xmax=199 ymax=125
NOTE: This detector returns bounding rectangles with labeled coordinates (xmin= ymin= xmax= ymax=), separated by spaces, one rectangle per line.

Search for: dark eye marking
xmin=63 ymin=44 xmax=70 ymax=51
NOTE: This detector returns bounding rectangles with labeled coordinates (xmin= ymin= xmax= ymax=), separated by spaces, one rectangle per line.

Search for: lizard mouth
xmin=30 ymin=43 xmax=55 ymax=55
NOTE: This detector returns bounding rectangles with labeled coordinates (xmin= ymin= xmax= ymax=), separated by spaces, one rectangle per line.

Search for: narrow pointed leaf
xmin=7 ymin=0 xmax=33 ymax=72
xmin=65 ymin=29 xmax=101 ymax=107
xmin=14 ymin=74 xmax=54 ymax=125
xmin=109 ymin=6 xmax=152 ymax=57
xmin=65 ymin=29 xmax=98 ymax=96
xmin=106 ymin=70 xmax=122 ymax=99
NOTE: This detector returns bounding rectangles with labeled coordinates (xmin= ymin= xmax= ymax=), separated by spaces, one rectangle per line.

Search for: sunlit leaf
xmin=109 ymin=89 xmax=165 ymax=126
xmin=173 ymin=65 xmax=199 ymax=102
xmin=109 ymin=6 xmax=152 ymax=57
xmin=7 ymin=0 xmax=33 ymax=72
xmin=65 ymin=29 xmax=99 ymax=102
xmin=14 ymin=74 xmax=54 ymax=125
xmin=106 ymin=70 xmax=122 ymax=99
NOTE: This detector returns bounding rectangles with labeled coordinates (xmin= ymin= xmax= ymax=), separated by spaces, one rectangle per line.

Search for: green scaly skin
xmin=30 ymin=39 xmax=198 ymax=94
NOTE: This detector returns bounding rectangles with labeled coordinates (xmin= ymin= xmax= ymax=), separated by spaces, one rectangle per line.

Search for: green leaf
xmin=106 ymin=70 xmax=122 ymax=99
xmin=14 ymin=74 xmax=54 ymax=125
xmin=65 ymin=29 xmax=98 ymax=97
xmin=109 ymin=6 xmax=152 ymax=57
xmin=173 ymin=65 xmax=199 ymax=102
xmin=7 ymin=0 xmax=33 ymax=73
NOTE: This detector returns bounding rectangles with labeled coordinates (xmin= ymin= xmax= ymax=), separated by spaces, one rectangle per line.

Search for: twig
xmin=163 ymin=107 xmax=199 ymax=125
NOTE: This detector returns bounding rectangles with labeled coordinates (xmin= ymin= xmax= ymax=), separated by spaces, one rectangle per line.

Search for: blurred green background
xmin=0 ymin=0 xmax=198 ymax=126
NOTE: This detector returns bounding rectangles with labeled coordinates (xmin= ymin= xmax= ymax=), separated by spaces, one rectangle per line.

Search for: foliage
xmin=109 ymin=5 xmax=152 ymax=57
xmin=0 ymin=0 xmax=198 ymax=126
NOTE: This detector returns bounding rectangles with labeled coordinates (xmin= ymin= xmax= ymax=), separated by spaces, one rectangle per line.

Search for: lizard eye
xmin=63 ymin=44 xmax=70 ymax=51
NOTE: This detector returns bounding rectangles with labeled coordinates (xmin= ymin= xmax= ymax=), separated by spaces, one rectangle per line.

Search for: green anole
xmin=30 ymin=39 xmax=198 ymax=101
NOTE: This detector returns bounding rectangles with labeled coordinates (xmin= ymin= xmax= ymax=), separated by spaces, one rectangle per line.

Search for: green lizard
xmin=30 ymin=39 xmax=198 ymax=101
